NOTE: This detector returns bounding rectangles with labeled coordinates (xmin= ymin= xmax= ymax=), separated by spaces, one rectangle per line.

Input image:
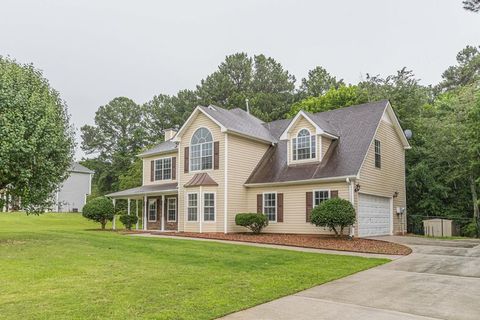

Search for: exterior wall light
xmin=354 ymin=183 xmax=361 ymax=192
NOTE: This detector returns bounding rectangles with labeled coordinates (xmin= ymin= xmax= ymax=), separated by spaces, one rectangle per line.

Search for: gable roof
xmin=279 ymin=110 xmax=339 ymax=140
xmin=138 ymin=140 xmax=178 ymax=158
xmin=70 ymin=162 xmax=94 ymax=174
xmin=173 ymin=105 xmax=276 ymax=144
xmin=246 ymin=100 xmax=399 ymax=185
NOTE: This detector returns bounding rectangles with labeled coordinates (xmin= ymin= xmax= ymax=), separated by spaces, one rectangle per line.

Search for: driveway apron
xmin=221 ymin=236 xmax=480 ymax=320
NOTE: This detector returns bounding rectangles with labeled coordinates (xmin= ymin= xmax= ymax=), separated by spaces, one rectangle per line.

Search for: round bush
xmin=235 ymin=213 xmax=269 ymax=234
xmin=82 ymin=197 xmax=115 ymax=230
xmin=310 ymin=198 xmax=356 ymax=237
xmin=119 ymin=214 xmax=139 ymax=231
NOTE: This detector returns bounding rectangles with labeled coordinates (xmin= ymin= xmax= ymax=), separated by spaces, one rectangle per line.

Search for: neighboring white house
xmin=54 ymin=162 xmax=94 ymax=212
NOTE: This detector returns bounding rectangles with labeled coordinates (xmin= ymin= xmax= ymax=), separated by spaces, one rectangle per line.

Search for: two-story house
xmin=107 ymin=100 xmax=410 ymax=237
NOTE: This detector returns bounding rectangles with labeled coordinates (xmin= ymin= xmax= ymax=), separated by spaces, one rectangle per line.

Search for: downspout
xmin=224 ymin=133 xmax=228 ymax=234
xmin=346 ymin=177 xmax=355 ymax=237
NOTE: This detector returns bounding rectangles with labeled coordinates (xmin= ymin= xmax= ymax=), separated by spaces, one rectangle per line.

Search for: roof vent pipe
xmin=245 ymin=98 xmax=250 ymax=114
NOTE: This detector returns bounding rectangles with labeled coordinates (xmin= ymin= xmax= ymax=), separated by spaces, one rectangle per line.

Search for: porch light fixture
xmin=393 ymin=191 xmax=399 ymax=198
xmin=354 ymin=183 xmax=361 ymax=192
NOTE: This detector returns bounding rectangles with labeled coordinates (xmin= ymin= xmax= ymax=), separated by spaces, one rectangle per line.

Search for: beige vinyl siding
xmin=244 ymin=182 xmax=349 ymax=234
xmin=177 ymin=112 xmax=225 ymax=232
xmin=357 ymin=114 xmax=407 ymax=235
xmin=142 ymin=152 xmax=178 ymax=186
xmin=227 ymin=134 xmax=270 ymax=232
xmin=321 ymin=137 xmax=332 ymax=159
xmin=286 ymin=116 xmax=321 ymax=164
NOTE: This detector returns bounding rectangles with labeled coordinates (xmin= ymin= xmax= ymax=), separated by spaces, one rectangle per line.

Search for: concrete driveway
xmin=221 ymin=236 xmax=480 ymax=320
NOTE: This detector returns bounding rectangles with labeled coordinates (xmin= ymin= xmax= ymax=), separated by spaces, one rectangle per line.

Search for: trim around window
xmin=262 ymin=192 xmax=277 ymax=223
xmin=313 ymin=189 xmax=330 ymax=207
xmin=374 ymin=139 xmax=381 ymax=169
xmin=186 ymin=192 xmax=199 ymax=222
xmin=190 ymin=127 xmax=214 ymax=172
xmin=154 ymin=156 xmax=172 ymax=181
xmin=291 ymin=128 xmax=317 ymax=162
xmin=167 ymin=197 xmax=177 ymax=222
xmin=148 ymin=199 xmax=157 ymax=222
xmin=203 ymin=192 xmax=216 ymax=222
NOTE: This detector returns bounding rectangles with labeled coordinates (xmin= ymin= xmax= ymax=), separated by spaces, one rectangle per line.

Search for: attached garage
xmin=358 ymin=194 xmax=392 ymax=237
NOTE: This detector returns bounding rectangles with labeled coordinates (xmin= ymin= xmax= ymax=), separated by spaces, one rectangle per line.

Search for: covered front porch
xmin=106 ymin=183 xmax=178 ymax=232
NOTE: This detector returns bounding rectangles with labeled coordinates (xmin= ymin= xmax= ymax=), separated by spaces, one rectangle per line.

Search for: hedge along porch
xmin=106 ymin=183 xmax=178 ymax=231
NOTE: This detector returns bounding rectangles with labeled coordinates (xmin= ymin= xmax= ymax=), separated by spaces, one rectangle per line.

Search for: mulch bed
xmin=156 ymin=232 xmax=412 ymax=255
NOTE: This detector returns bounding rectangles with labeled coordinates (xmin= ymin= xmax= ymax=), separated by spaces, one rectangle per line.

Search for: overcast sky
xmin=1 ymin=0 xmax=479 ymax=159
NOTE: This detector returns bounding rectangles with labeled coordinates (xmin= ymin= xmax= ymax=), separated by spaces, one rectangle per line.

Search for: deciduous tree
xmin=0 ymin=57 xmax=74 ymax=212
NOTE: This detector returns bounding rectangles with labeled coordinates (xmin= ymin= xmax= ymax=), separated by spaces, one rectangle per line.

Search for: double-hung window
xmin=190 ymin=128 xmax=213 ymax=171
xmin=292 ymin=129 xmax=316 ymax=161
xmin=263 ymin=193 xmax=277 ymax=222
xmin=314 ymin=190 xmax=330 ymax=207
xmin=187 ymin=193 xmax=198 ymax=221
xmin=148 ymin=199 xmax=157 ymax=222
xmin=154 ymin=157 xmax=172 ymax=180
xmin=167 ymin=198 xmax=176 ymax=222
xmin=374 ymin=139 xmax=381 ymax=168
xmin=203 ymin=193 xmax=215 ymax=221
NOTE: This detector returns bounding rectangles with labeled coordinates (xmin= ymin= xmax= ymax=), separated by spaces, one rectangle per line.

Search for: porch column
xmin=135 ymin=199 xmax=139 ymax=230
xmin=199 ymin=186 xmax=203 ymax=233
xmin=161 ymin=195 xmax=165 ymax=232
xmin=112 ymin=199 xmax=116 ymax=230
xmin=127 ymin=198 xmax=131 ymax=215
xmin=143 ymin=195 xmax=147 ymax=231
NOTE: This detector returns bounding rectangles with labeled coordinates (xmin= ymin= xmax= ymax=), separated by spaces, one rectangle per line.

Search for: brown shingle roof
xmin=199 ymin=106 xmax=277 ymax=143
xmin=246 ymin=100 xmax=390 ymax=184
xmin=184 ymin=173 xmax=218 ymax=188
xmin=138 ymin=140 xmax=178 ymax=158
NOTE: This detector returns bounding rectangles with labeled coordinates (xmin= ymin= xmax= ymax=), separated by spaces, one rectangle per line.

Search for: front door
xmin=164 ymin=196 xmax=178 ymax=231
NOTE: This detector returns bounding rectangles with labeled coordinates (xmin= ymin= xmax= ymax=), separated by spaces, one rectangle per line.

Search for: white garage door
xmin=358 ymin=194 xmax=391 ymax=237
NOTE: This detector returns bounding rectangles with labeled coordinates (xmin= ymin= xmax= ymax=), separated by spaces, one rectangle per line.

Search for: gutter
xmin=244 ymin=175 xmax=357 ymax=188
xmin=137 ymin=149 xmax=179 ymax=159
xmin=106 ymin=188 xmax=178 ymax=198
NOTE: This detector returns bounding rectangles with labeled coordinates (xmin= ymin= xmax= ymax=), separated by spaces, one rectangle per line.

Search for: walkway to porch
xmin=106 ymin=183 xmax=178 ymax=232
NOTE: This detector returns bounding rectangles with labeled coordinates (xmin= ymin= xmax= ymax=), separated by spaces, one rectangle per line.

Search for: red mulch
xmin=155 ymin=232 xmax=412 ymax=255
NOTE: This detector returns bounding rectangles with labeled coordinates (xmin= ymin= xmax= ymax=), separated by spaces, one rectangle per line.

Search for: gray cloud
xmin=1 ymin=0 xmax=479 ymax=159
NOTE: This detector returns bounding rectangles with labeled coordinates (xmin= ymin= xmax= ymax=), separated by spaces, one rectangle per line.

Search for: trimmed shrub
xmin=82 ymin=197 xmax=115 ymax=230
xmin=235 ymin=213 xmax=269 ymax=234
xmin=310 ymin=198 xmax=356 ymax=237
xmin=119 ymin=214 xmax=139 ymax=231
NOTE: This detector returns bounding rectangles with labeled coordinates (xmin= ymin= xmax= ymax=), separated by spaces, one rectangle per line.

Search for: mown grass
xmin=0 ymin=213 xmax=388 ymax=319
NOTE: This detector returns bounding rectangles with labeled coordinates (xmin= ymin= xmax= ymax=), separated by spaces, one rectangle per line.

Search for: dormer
xmin=280 ymin=110 xmax=338 ymax=165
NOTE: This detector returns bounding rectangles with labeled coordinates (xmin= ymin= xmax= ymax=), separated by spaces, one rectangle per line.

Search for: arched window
xmin=190 ymin=128 xmax=213 ymax=171
xmin=292 ymin=128 xmax=316 ymax=160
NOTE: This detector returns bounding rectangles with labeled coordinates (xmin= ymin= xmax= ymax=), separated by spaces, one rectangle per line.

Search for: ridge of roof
xmin=70 ymin=162 xmax=94 ymax=174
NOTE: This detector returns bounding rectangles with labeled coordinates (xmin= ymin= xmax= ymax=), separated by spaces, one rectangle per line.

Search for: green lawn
xmin=0 ymin=213 xmax=388 ymax=320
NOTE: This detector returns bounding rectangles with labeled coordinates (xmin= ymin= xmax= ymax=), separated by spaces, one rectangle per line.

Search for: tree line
xmin=80 ymin=46 xmax=480 ymax=234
